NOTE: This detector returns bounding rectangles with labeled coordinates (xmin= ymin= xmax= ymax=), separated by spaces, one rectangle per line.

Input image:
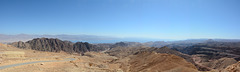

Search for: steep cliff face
xmin=26 ymin=38 xmax=73 ymax=52
xmin=10 ymin=38 xmax=94 ymax=54
xmin=73 ymin=42 xmax=92 ymax=53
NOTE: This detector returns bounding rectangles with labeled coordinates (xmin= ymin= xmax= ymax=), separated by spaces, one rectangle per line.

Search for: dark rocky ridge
xmin=10 ymin=38 xmax=102 ymax=54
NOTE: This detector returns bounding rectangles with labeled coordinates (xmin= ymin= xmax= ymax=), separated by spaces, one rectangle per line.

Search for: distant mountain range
xmin=0 ymin=34 xmax=169 ymax=43
xmin=1 ymin=34 xmax=240 ymax=44
xmin=0 ymin=34 xmax=119 ymax=43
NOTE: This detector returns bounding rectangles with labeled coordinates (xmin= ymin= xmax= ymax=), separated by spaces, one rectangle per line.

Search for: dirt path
xmin=0 ymin=58 xmax=75 ymax=70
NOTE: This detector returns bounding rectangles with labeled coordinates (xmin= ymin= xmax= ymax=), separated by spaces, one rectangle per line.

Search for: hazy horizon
xmin=1 ymin=0 xmax=240 ymax=40
xmin=1 ymin=33 xmax=240 ymax=43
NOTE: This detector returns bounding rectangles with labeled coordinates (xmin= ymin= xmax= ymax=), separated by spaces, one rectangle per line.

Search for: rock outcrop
xmin=73 ymin=42 xmax=92 ymax=53
xmin=10 ymin=38 xmax=96 ymax=54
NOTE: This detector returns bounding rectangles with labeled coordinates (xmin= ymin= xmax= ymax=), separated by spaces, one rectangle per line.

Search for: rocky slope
xmin=106 ymin=46 xmax=210 ymax=71
xmin=144 ymin=46 xmax=210 ymax=71
xmin=203 ymin=58 xmax=237 ymax=70
xmin=121 ymin=51 xmax=198 ymax=72
xmin=221 ymin=61 xmax=240 ymax=72
xmin=106 ymin=46 xmax=148 ymax=58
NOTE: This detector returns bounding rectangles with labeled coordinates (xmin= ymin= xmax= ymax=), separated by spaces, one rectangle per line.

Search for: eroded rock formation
xmin=10 ymin=38 xmax=94 ymax=54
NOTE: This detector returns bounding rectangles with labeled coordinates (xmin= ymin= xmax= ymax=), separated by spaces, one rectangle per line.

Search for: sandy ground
xmin=0 ymin=43 xmax=123 ymax=72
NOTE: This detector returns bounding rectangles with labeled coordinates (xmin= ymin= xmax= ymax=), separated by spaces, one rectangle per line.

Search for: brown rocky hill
xmin=124 ymin=51 xmax=198 ymax=72
xmin=146 ymin=46 xmax=211 ymax=71
xmin=146 ymin=46 xmax=193 ymax=62
xmin=106 ymin=46 xmax=210 ymax=71
xmin=106 ymin=46 xmax=148 ymax=58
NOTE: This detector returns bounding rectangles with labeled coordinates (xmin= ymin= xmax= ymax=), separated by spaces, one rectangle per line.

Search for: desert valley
xmin=1 ymin=0 xmax=240 ymax=72
xmin=0 ymin=38 xmax=240 ymax=72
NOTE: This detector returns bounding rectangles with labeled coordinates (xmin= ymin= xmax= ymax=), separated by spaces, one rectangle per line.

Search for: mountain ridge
xmin=10 ymin=38 xmax=100 ymax=54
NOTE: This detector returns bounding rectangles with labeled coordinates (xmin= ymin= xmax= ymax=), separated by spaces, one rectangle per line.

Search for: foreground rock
xmin=221 ymin=61 xmax=240 ymax=72
xmin=203 ymin=58 xmax=237 ymax=70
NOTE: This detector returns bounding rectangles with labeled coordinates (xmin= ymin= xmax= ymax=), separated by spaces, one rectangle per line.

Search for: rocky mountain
xmin=10 ymin=39 xmax=146 ymax=55
xmin=10 ymin=38 xmax=103 ymax=54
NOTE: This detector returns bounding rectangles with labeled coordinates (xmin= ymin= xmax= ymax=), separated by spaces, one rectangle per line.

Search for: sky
xmin=0 ymin=0 xmax=240 ymax=39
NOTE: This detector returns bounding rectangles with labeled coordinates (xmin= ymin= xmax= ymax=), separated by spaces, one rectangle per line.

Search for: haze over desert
xmin=1 ymin=0 xmax=240 ymax=72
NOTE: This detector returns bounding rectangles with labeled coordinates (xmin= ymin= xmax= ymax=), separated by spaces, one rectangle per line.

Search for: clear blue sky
xmin=1 ymin=0 xmax=240 ymax=39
